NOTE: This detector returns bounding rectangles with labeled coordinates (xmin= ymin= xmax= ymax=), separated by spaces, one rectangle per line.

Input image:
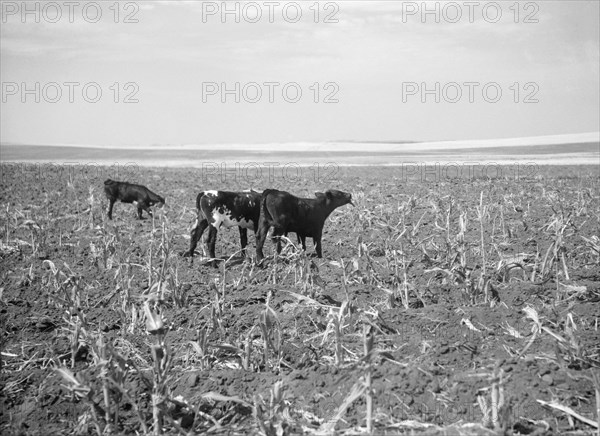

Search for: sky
xmin=1 ymin=0 xmax=599 ymax=146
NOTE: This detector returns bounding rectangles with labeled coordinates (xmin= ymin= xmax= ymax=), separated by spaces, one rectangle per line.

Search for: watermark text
xmin=1 ymin=1 xmax=139 ymax=24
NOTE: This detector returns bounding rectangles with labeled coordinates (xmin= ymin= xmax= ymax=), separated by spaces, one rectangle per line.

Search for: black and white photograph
xmin=1 ymin=1 xmax=599 ymax=434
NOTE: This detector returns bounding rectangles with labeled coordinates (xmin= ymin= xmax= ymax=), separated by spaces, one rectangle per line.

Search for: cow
xmin=103 ymin=179 xmax=165 ymax=220
xmin=255 ymin=189 xmax=353 ymax=262
xmin=183 ymin=190 xmax=262 ymax=265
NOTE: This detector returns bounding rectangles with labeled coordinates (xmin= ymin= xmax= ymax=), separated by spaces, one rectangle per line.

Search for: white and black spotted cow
xmin=183 ymin=190 xmax=262 ymax=265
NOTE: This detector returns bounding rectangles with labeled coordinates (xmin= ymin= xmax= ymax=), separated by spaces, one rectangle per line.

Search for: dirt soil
xmin=1 ymin=164 xmax=599 ymax=435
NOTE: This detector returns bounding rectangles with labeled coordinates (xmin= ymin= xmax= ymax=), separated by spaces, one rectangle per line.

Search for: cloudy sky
xmin=1 ymin=0 xmax=599 ymax=146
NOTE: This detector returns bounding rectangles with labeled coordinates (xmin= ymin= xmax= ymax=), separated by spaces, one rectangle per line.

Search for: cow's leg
xmin=239 ymin=227 xmax=248 ymax=257
xmin=185 ymin=218 xmax=208 ymax=258
xmin=207 ymin=225 xmax=219 ymax=267
xmin=107 ymin=198 xmax=116 ymax=220
xmin=314 ymin=230 xmax=323 ymax=258
xmin=136 ymin=202 xmax=146 ymax=219
xmin=273 ymin=226 xmax=285 ymax=254
xmin=255 ymin=219 xmax=270 ymax=262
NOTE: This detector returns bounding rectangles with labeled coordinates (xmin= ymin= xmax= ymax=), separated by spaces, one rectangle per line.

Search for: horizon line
xmin=1 ymin=131 xmax=599 ymax=150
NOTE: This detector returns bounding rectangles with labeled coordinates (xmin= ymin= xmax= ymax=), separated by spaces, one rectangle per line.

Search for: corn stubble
xmin=1 ymin=165 xmax=599 ymax=435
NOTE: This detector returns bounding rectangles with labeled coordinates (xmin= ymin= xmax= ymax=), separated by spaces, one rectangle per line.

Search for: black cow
xmin=256 ymin=189 xmax=353 ymax=262
xmin=184 ymin=190 xmax=262 ymax=264
xmin=104 ymin=179 xmax=165 ymax=220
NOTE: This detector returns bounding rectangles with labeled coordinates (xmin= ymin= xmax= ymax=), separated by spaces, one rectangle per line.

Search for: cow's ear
xmin=315 ymin=192 xmax=326 ymax=200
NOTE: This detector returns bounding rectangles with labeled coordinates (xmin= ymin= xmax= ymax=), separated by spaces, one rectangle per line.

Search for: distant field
xmin=1 ymin=137 xmax=598 ymax=167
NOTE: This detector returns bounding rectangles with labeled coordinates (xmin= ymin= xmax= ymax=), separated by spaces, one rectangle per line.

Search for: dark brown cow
xmin=256 ymin=189 xmax=353 ymax=262
xmin=104 ymin=179 xmax=164 ymax=220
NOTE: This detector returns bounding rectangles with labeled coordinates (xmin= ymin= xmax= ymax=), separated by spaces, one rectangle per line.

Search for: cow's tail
xmin=195 ymin=191 xmax=206 ymax=211
xmin=260 ymin=189 xmax=277 ymax=224
xmin=103 ymin=179 xmax=115 ymax=197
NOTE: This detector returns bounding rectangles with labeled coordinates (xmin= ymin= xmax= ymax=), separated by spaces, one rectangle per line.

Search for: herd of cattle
xmin=103 ymin=179 xmax=353 ymax=265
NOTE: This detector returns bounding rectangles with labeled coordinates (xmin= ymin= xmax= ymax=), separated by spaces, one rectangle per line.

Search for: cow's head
xmin=151 ymin=196 xmax=166 ymax=208
xmin=315 ymin=190 xmax=353 ymax=207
